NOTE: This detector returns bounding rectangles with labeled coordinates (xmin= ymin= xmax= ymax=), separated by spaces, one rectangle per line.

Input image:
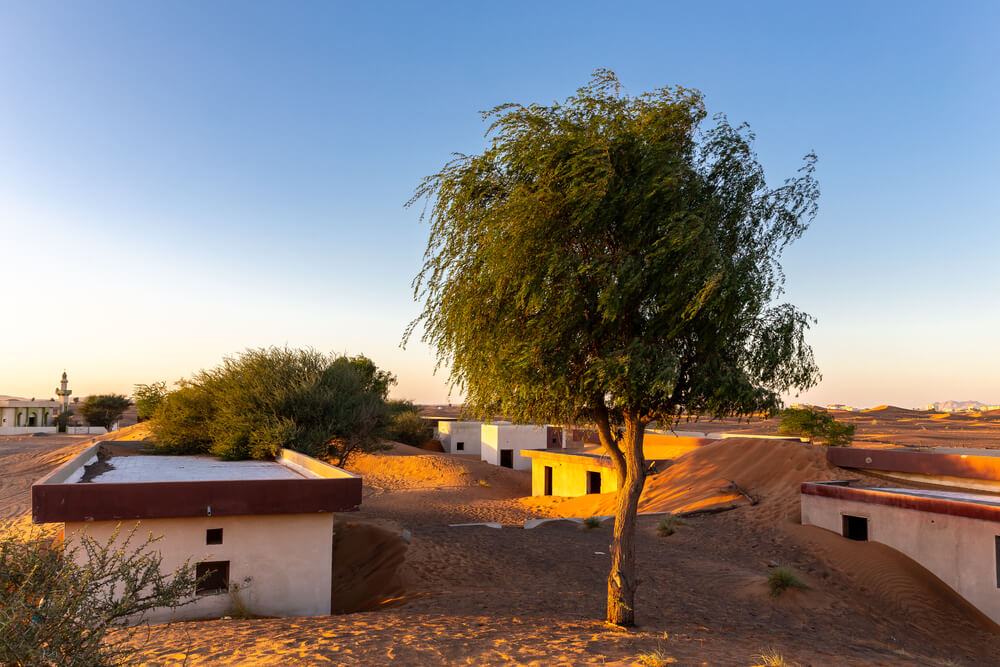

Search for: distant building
xmin=480 ymin=423 xmax=563 ymax=470
xmin=0 ymin=396 xmax=59 ymax=433
xmin=434 ymin=420 xmax=483 ymax=455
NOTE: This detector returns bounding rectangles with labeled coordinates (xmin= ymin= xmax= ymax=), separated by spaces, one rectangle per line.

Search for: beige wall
xmin=530 ymin=457 xmax=618 ymax=497
xmin=802 ymin=493 xmax=1000 ymax=625
xmin=481 ymin=424 xmax=548 ymax=470
xmin=437 ymin=421 xmax=483 ymax=455
xmin=65 ymin=512 xmax=334 ymax=623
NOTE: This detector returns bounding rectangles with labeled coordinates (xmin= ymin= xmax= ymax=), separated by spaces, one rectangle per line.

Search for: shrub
xmin=583 ymin=516 xmax=602 ymax=529
xmin=777 ymin=407 xmax=855 ymax=446
xmin=77 ymin=394 xmax=132 ymax=431
xmin=636 ymin=649 xmax=676 ymax=666
xmin=151 ymin=347 xmax=396 ymax=465
xmin=387 ymin=410 xmax=433 ymax=447
xmin=0 ymin=522 xmax=197 ymax=666
xmin=657 ymin=514 xmax=686 ymax=537
xmin=754 ymin=647 xmax=789 ymax=666
xmin=133 ymin=382 xmax=168 ymax=422
xmin=767 ymin=566 xmax=810 ymax=597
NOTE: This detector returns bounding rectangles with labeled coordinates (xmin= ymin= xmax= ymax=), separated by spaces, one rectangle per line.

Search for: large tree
xmin=77 ymin=394 xmax=131 ymax=431
xmin=406 ymin=70 xmax=820 ymax=626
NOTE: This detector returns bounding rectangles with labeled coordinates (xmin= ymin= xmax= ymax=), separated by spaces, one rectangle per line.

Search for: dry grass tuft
xmin=767 ymin=566 xmax=810 ymax=597
xmin=582 ymin=516 xmax=602 ymax=529
xmin=635 ymin=648 xmax=676 ymax=666
xmin=656 ymin=514 xmax=686 ymax=537
xmin=753 ymin=647 xmax=789 ymax=666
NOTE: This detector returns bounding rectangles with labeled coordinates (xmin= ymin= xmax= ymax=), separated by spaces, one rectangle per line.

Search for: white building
xmin=480 ymin=423 xmax=563 ymax=470
xmin=434 ymin=420 xmax=483 ymax=455
xmin=0 ymin=396 xmax=60 ymax=434
xmin=33 ymin=443 xmax=362 ymax=621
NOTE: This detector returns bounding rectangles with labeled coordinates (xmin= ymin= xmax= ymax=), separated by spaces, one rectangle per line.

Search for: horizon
xmin=2 ymin=2 xmax=998 ymax=408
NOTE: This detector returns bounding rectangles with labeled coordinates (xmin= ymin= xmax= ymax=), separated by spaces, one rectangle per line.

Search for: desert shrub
xmin=151 ymin=347 xmax=396 ymax=465
xmin=387 ymin=410 xmax=433 ymax=447
xmin=767 ymin=566 xmax=810 ymax=596
xmin=636 ymin=649 xmax=675 ymax=666
xmin=0 ymin=522 xmax=197 ymax=666
xmin=133 ymin=381 xmax=168 ymax=421
xmin=754 ymin=647 xmax=790 ymax=666
xmin=582 ymin=516 xmax=602 ymax=529
xmin=777 ymin=407 xmax=855 ymax=446
xmin=657 ymin=514 xmax=686 ymax=537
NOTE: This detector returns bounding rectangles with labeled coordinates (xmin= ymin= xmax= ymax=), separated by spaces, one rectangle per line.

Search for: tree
xmin=778 ymin=407 xmax=855 ymax=446
xmin=77 ymin=394 xmax=131 ymax=431
xmin=406 ymin=70 xmax=820 ymax=626
xmin=150 ymin=347 xmax=396 ymax=464
xmin=0 ymin=522 xmax=197 ymax=665
xmin=133 ymin=381 xmax=169 ymax=421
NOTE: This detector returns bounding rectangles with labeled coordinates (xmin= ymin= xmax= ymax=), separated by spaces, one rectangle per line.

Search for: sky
xmin=1 ymin=1 xmax=998 ymax=409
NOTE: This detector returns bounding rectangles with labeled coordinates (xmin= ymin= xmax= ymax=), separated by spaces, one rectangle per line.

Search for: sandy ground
xmin=4 ymin=418 xmax=1000 ymax=665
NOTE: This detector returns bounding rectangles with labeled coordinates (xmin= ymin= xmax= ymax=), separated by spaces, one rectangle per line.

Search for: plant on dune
xmin=583 ymin=516 xmax=602 ymax=529
xmin=0 ymin=521 xmax=197 ymax=666
xmin=767 ymin=566 xmax=810 ymax=597
xmin=753 ymin=647 xmax=790 ymax=666
xmin=656 ymin=514 xmax=686 ymax=537
xmin=777 ymin=407 xmax=855 ymax=446
xmin=636 ymin=648 xmax=676 ymax=666
xmin=406 ymin=69 xmax=820 ymax=626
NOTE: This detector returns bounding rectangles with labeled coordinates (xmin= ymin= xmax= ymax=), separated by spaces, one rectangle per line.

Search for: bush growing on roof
xmin=150 ymin=347 xmax=395 ymax=464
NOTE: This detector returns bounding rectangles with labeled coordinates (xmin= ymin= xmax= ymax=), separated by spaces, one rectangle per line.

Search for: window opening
xmin=206 ymin=528 xmax=223 ymax=545
xmin=842 ymin=515 xmax=868 ymax=541
xmin=195 ymin=561 xmax=230 ymax=595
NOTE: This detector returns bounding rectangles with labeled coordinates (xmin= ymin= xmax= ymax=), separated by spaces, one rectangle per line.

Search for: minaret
xmin=55 ymin=371 xmax=72 ymax=413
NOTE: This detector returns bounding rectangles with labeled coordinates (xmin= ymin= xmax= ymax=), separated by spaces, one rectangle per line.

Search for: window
xmin=206 ymin=528 xmax=223 ymax=545
xmin=456 ymin=441 xmax=465 ymax=451
xmin=195 ymin=561 xmax=230 ymax=595
xmin=587 ymin=470 xmax=602 ymax=495
xmin=842 ymin=515 xmax=868 ymax=541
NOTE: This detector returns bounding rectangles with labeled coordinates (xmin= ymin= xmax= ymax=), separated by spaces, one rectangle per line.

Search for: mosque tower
xmin=55 ymin=371 xmax=72 ymax=413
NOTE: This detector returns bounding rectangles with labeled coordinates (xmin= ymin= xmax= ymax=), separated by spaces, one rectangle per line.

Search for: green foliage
xmin=778 ymin=407 xmax=855 ymax=446
xmin=582 ymin=516 xmax=602 ymax=529
xmin=656 ymin=514 xmax=687 ymax=537
xmin=150 ymin=347 xmax=396 ymax=464
xmin=0 ymin=522 xmax=197 ymax=666
xmin=386 ymin=406 xmax=433 ymax=447
xmin=54 ymin=409 xmax=74 ymax=433
xmin=133 ymin=381 xmax=168 ymax=421
xmin=767 ymin=566 xmax=810 ymax=597
xmin=408 ymin=68 xmax=819 ymax=428
xmin=77 ymin=394 xmax=131 ymax=431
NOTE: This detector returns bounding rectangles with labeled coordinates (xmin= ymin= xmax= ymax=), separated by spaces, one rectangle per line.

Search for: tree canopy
xmin=778 ymin=407 xmax=855 ymax=446
xmin=77 ymin=394 xmax=131 ymax=431
xmin=150 ymin=347 xmax=396 ymax=464
xmin=407 ymin=70 xmax=820 ymax=625
xmin=133 ymin=381 xmax=168 ymax=421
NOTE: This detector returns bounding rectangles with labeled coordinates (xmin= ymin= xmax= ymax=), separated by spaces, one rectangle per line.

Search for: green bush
xmin=77 ymin=394 xmax=131 ymax=431
xmin=657 ymin=514 xmax=687 ymax=537
xmin=151 ymin=347 xmax=396 ymax=465
xmin=767 ymin=566 xmax=810 ymax=597
xmin=387 ymin=411 xmax=433 ymax=447
xmin=777 ymin=407 xmax=855 ymax=446
xmin=0 ymin=522 xmax=197 ymax=666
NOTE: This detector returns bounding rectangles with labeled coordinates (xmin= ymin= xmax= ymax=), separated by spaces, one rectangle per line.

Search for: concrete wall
xmin=436 ymin=421 xmax=483 ymax=455
xmin=529 ymin=455 xmax=617 ymax=496
xmin=480 ymin=423 xmax=548 ymax=470
xmin=64 ymin=512 xmax=334 ymax=622
xmin=802 ymin=492 xmax=1000 ymax=625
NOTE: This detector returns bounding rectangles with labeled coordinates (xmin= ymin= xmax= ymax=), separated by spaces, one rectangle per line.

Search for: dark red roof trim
xmin=801 ymin=482 xmax=1000 ymax=524
xmin=827 ymin=447 xmax=1000 ymax=481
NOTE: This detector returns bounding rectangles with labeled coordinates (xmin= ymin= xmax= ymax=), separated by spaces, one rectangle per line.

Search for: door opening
xmin=544 ymin=466 xmax=553 ymax=496
xmin=842 ymin=515 xmax=868 ymax=541
xmin=587 ymin=470 xmax=602 ymax=494
xmin=500 ymin=449 xmax=514 ymax=468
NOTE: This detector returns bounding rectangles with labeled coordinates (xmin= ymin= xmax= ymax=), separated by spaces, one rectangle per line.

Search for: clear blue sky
xmin=1 ymin=1 xmax=998 ymax=408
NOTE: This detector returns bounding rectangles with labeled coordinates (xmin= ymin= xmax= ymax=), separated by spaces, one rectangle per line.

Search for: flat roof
xmin=802 ymin=481 xmax=1000 ymax=524
xmin=829 ymin=446 xmax=1000 ymax=481
xmin=68 ymin=455 xmax=307 ymax=484
xmin=33 ymin=443 xmax=362 ymax=523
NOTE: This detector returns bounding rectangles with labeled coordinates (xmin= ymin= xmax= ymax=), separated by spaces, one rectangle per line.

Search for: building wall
xmin=802 ymin=493 xmax=1000 ymax=625
xmin=437 ymin=421 xmax=483 ymax=455
xmin=530 ymin=457 xmax=618 ymax=496
xmin=64 ymin=512 xmax=334 ymax=622
xmin=480 ymin=424 xmax=548 ymax=470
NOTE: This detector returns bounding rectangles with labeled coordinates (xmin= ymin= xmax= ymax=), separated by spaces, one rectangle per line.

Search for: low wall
xmin=829 ymin=447 xmax=1000 ymax=492
xmin=802 ymin=482 xmax=1000 ymax=625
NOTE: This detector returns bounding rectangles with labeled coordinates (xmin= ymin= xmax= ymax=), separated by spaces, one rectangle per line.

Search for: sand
xmin=5 ymin=417 xmax=1000 ymax=665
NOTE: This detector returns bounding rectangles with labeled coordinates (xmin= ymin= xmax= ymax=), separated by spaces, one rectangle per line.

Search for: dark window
xmin=544 ymin=466 xmax=553 ymax=496
xmin=195 ymin=561 xmax=229 ymax=595
xmin=587 ymin=470 xmax=602 ymax=495
xmin=500 ymin=449 xmax=514 ymax=468
xmin=842 ymin=515 xmax=868 ymax=541
xmin=456 ymin=441 xmax=465 ymax=451
xmin=206 ymin=528 xmax=223 ymax=545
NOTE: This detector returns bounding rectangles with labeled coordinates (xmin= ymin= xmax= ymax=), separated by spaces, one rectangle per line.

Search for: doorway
xmin=842 ymin=514 xmax=868 ymax=541
xmin=587 ymin=470 xmax=602 ymax=494
xmin=500 ymin=449 xmax=514 ymax=468
xmin=544 ymin=466 xmax=553 ymax=495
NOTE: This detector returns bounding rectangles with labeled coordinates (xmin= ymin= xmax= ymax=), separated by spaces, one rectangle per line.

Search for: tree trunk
xmin=606 ymin=411 xmax=646 ymax=626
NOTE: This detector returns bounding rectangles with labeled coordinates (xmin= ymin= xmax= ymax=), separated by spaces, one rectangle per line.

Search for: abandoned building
xmin=32 ymin=442 xmax=362 ymax=621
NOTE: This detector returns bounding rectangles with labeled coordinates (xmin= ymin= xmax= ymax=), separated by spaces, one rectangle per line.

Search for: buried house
xmin=802 ymin=447 xmax=1000 ymax=626
xmin=32 ymin=441 xmax=362 ymax=622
